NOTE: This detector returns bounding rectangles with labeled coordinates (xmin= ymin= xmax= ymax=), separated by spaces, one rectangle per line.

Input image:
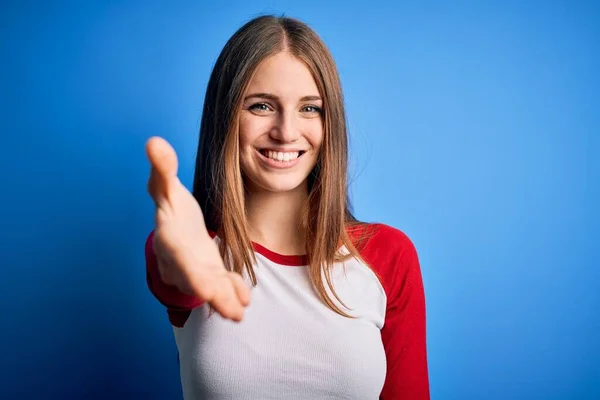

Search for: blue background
xmin=1 ymin=1 xmax=598 ymax=399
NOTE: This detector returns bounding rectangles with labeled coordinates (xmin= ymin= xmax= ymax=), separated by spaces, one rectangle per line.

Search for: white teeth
xmin=265 ymin=151 xmax=300 ymax=162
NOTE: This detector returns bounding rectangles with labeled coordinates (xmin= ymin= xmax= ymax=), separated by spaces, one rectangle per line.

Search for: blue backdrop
xmin=1 ymin=1 xmax=598 ymax=399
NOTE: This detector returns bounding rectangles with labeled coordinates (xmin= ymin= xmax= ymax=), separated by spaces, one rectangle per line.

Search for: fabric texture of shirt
xmin=145 ymin=223 xmax=430 ymax=399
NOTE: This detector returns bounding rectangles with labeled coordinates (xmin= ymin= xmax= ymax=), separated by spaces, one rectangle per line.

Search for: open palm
xmin=146 ymin=136 xmax=250 ymax=321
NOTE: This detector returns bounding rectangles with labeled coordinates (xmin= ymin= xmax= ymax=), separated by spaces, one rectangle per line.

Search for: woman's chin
xmin=248 ymin=174 xmax=309 ymax=194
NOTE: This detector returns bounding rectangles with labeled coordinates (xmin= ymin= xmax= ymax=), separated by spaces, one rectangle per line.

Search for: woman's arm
xmin=355 ymin=223 xmax=430 ymax=399
xmin=378 ymin=229 xmax=430 ymax=399
xmin=145 ymin=230 xmax=204 ymax=327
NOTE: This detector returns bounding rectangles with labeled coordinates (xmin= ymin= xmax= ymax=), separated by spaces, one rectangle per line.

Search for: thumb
xmin=146 ymin=136 xmax=179 ymax=178
xmin=146 ymin=136 xmax=179 ymax=203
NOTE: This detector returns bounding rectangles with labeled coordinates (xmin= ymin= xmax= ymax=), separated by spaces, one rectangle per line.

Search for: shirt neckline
xmin=251 ymin=241 xmax=308 ymax=266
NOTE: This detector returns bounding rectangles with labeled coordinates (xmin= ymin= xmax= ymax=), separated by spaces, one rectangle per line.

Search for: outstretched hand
xmin=146 ymin=136 xmax=250 ymax=321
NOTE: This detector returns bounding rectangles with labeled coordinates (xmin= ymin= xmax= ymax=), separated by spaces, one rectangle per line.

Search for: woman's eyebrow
xmin=300 ymin=95 xmax=322 ymax=102
xmin=244 ymin=93 xmax=322 ymax=102
xmin=244 ymin=92 xmax=278 ymax=101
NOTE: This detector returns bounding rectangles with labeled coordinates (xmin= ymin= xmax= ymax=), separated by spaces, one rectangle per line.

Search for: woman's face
xmin=239 ymin=51 xmax=324 ymax=194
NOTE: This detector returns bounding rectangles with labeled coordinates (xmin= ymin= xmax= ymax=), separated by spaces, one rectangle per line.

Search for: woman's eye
xmin=302 ymin=105 xmax=322 ymax=114
xmin=249 ymin=103 xmax=271 ymax=112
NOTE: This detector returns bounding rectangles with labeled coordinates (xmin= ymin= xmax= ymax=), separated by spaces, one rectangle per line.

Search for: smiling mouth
xmin=258 ymin=149 xmax=306 ymax=162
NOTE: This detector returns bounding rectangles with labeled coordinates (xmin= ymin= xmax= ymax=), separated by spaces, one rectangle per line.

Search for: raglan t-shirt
xmin=145 ymin=223 xmax=430 ymax=399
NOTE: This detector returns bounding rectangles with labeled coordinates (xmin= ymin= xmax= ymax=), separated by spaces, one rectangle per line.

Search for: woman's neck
xmin=245 ymin=182 xmax=308 ymax=256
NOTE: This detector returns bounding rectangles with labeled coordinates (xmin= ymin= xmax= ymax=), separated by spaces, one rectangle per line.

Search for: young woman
xmin=145 ymin=15 xmax=430 ymax=400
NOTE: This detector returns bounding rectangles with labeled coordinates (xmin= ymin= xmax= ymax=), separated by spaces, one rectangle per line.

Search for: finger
xmin=210 ymin=276 xmax=245 ymax=321
xmin=146 ymin=136 xmax=179 ymax=179
xmin=229 ymin=272 xmax=251 ymax=307
xmin=146 ymin=136 xmax=179 ymax=204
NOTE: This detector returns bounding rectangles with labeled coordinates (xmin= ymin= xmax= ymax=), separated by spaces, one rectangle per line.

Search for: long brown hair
xmin=192 ymin=15 xmax=370 ymax=317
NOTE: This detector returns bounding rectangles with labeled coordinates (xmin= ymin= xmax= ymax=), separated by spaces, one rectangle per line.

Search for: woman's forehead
xmin=245 ymin=52 xmax=320 ymax=99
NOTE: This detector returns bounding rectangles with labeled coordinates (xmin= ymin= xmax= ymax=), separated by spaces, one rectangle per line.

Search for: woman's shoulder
xmin=346 ymin=222 xmax=421 ymax=288
xmin=347 ymin=221 xmax=417 ymax=255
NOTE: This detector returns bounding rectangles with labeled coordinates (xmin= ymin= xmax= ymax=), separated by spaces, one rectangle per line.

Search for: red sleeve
xmin=145 ymin=231 xmax=204 ymax=327
xmin=355 ymin=224 xmax=430 ymax=400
